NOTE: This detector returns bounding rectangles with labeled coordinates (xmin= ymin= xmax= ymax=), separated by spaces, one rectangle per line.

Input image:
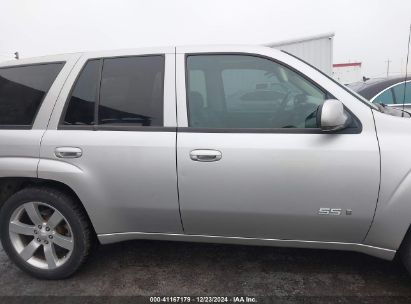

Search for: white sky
xmin=0 ymin=0 xmax=410 ymax=78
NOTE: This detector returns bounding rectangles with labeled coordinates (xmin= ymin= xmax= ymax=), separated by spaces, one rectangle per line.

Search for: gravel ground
xmin=1 ymin=240 xmax=411 ymax=303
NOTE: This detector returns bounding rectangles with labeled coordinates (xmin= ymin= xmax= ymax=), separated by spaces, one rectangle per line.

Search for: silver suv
xmin=1 ymin=45 xmax=411 ymax=279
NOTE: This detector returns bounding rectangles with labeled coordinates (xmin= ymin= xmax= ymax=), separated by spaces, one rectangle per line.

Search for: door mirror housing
xmin=318 ymin=99 xmax=350 ymax=132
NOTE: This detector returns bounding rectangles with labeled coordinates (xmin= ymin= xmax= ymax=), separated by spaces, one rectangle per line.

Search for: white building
xmin=332 ymin=62 xmax=362 ymax=84
xmin=265 ymin=32 xmax=335 ymax=76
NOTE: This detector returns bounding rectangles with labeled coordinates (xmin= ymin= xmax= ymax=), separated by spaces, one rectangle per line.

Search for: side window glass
xmin=63 ymin=60 xmax=100 ymax=125
xmin=98 ymin=56 xmax=164 ymax=126
xmin=374 ymin=89 xmax=394 ymax=104
xmin=393 ymin=82 xmax=411 ymax=104
xmin=186 ymin=55 xmax=327 ymax=129
xmin=188 ymin=70 xmax=208 ymax=106
xmin=0 ymin=63 xmax=64 ymax=126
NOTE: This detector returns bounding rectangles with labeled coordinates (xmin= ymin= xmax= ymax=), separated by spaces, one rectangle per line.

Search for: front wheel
xmin=0 ymin=187 xmax=93 ymax=279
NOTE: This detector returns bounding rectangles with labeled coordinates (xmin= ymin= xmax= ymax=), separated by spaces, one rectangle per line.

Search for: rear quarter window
xmin=0 ymin=62 xmax=64 ymax=127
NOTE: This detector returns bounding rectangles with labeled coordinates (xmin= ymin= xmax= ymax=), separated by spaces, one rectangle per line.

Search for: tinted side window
xmin=188 ymin=70 xmax=207 ymax=106
xmin=63 ymin=60 xmax=100 ymax=125
xmin=392 ymin=82 xmax=411 ymax=104
xmin=374 ymin=88 xmax=395 ymax=104
xmin=99 ymin=56 xmax=164 ymax=126
xmin=0 ymin=63 xmax=64 ymax=126
xmin=186 ymin=55 xmax=326 ymax=129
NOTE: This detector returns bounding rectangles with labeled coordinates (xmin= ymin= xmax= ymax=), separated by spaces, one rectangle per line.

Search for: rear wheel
xmin=0 ymin=187 xmax=93 ymax=279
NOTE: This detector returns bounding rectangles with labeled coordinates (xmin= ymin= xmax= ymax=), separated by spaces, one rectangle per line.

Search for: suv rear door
xmin=39 ymin=48 xmax=183 ymax=236
xmin=176 ymin=46 xmax=380 ymax=243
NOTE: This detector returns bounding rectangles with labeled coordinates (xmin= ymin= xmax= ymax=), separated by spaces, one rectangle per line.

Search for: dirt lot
xmin=1 ymin=240 xmax=411 ymax=303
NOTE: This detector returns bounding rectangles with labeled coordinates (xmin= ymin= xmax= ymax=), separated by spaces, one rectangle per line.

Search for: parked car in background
xmin=347 ymin=77 xmax=411 ymax=109
xmin=3 ymin=46 xmax=411 ymax=280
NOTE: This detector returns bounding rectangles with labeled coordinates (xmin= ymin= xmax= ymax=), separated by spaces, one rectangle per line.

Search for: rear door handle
xmin=190 ymin=149 xmax=222 ymax=162
xmin=55 ymin=147 xmax=83 ymax=159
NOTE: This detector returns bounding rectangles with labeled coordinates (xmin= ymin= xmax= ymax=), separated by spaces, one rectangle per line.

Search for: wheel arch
xmin=0 ymin=177 xmax=98 ymax=239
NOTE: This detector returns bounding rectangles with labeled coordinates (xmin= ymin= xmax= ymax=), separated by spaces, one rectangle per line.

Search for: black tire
xmin=400 ymin=228 xmax=411 ymax=274
xmin=0 ymin=187 xmax=93 ymax=279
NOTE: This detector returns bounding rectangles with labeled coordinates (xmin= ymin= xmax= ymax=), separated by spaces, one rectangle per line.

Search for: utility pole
xmin=386 ymin=59 xmax=391 ymax=77
xmin=401 ymin=58 xmax=404 ymax=74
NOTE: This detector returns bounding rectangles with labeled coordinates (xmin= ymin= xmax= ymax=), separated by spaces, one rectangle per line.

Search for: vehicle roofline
xmin=0 ymin=52 xmax=83 ymax=68
xmin=0 ymin=44 xmax=285 ymax=67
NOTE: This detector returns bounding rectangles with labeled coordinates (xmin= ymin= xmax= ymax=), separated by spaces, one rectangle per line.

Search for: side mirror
xmin=318 ymin=99 xmax=350 ymax=132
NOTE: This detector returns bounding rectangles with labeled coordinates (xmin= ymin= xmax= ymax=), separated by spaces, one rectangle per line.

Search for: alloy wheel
xmin=8 ymin=202 xmax=74 ymax=270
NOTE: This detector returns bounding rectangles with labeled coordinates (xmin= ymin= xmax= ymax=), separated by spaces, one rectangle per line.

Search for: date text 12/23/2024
xmin=150 ymin=296 xmax=257 ymax=303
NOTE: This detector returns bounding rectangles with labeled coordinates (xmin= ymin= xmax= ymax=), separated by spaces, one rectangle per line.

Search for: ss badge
xmin=318 ymin=208 xmax=342 ymax=216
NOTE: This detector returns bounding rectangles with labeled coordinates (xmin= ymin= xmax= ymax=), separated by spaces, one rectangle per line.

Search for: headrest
xmin=189 ymin=91 xmax=204 ymax=111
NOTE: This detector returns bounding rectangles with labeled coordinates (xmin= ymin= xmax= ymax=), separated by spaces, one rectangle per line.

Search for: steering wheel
xmin=270 ymin=92 xmax=318 ymax=128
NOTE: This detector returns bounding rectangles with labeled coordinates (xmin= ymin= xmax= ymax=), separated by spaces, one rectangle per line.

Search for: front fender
xmin=365 ymin=110 xmax=411 ymax=250
xmin=365 ymin=168 xmax=411 ymax=250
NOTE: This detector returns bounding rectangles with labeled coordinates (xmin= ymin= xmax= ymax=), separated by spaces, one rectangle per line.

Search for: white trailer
xmin=265 ymin=32 xmax=335 ymax=76
xmin=333 ymin=62 xmax=362 ymax=84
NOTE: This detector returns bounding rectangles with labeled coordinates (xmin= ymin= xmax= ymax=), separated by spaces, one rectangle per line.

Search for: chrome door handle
xmin=55 ymin=147 xmax=83 ymax=159
xmin=190 ymin=149 xmax=222 ymax=162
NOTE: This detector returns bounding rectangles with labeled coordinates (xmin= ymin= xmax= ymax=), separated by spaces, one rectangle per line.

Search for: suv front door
xmin=176 ymin=47 xmax=380 ymax=243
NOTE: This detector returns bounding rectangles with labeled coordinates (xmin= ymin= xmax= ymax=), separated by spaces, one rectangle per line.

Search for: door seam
xmin=175 ymin=47 xmax=185 ymax=232
xmin=362 ymin=109 xmax=382 ymax=242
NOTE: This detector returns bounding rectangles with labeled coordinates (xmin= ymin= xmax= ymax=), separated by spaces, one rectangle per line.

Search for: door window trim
xmin=58 ymin=54 xmax=170 ymax=132
xmin=184 ymin=52 xmax=362 ymax=134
